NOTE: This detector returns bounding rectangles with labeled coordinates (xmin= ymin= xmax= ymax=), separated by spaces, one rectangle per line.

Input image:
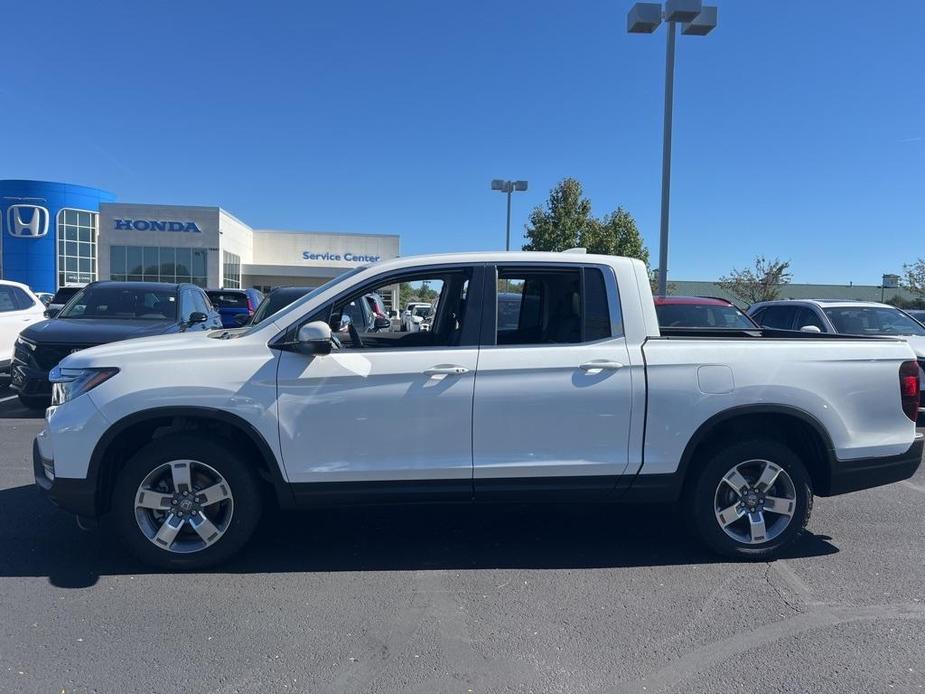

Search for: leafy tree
xmin=522 ymin=179 xmax=650 ymax=267
xmin=582 ymin=207 xmax=649 ymax=265
xmin=522 ymin=178 xmax=595 ymax=252
xmin=717 ymin=256 xmax=792 ymax=306
xmin=902 ymin=259 xmax=925 ymax=299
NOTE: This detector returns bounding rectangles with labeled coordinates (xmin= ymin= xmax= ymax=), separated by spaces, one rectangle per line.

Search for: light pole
xmin=491 ymin=179 xmax=528 ymax=251
xmin=628 ymin=1 xmax=717 ymax=295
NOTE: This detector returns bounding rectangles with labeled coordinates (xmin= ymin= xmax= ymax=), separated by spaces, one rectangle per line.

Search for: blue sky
xmin=4 ymin=1 xmax=923 ymax=283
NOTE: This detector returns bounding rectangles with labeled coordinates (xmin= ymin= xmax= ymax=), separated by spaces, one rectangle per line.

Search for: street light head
xmin=513 ymin=181 xmax=528 ymax=192
xmin=665 ymin=0 xmax=702 ymax=22
xmin=491 ymin=179 xmax=505 ymax=191
xmin=627 ymin=2 xmax=662 ymax=33
xmin=681 ymin=5 xmax=717 ymax=35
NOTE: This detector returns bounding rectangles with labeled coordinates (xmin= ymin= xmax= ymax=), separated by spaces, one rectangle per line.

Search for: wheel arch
xmin=676 ymin=404 xmax=837 ymax=500
xmin=88 ymin=406 xmax=293 ymax=516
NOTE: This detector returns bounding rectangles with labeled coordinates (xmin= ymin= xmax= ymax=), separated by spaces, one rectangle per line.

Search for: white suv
xmin=0 ymin=280 xmax=45 ymax=378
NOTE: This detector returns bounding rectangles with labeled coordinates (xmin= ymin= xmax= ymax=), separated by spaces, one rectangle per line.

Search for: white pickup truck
xmin=33 ymin=252 xmax=923 ymax=569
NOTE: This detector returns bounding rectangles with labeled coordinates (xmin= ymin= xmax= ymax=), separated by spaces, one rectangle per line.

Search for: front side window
xmin=753 ymin=305 xmax=796 ymax=329
xmin=495 ymin=266 xmax=614 ymax=346
xmin=793 ymin=307 xmax=826 ymax=331
xmin=59 ymin=285 xmax=178 ymax=321
xmin=323 ymin=269 xmax=472 ymax=350
xmin=823 ymin=306 xmax=925 ymax=336
xmin=57 ymin=209 xmax=97 ymax=287
xmin=110 ymin=246 xmax=208 ymax=287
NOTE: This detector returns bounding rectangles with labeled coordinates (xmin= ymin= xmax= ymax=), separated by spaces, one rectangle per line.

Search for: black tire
xmin=689 ymin=438 xmax=813 ymax=560
xmin=18 ymin=394 xmax=50 ymax=410
xmin=111 ymin=434 xmax=263 ymax=570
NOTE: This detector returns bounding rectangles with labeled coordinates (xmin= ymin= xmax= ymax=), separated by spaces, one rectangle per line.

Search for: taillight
xmin=899 ymin=360 xmax=920 ymax=422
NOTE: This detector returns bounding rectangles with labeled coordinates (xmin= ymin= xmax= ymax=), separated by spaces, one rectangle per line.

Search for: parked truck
xmin=33 ymin=252 xmax=922 ymax=568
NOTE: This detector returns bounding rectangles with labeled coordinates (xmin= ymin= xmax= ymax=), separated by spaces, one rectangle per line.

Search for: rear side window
xmin=495 ymin=266 xmax=615 ymax=346
xmin=10 ymin=286 xmax=36 ymax=309
xmin=753 ymin=305 xmax=796 ymax=329
xmin=0 ymin=286 xmax=18 ymax=312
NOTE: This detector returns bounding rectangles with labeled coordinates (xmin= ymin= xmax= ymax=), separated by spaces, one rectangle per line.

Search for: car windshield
xmin=656 ymin=303 xmax=756 ymax=329
xmin=58 ymin=285 xmax=178 ymax=320
xmin=207 ymin=291 xmax=248 ymax=309
xmin=412 ymin=305 xmax=432 ymax=318
xmin=823 ymin=307 xmax=925 ymax=336
xmin=251 ymin=289 xmax=313 ymax=324
xmin=244 ymin=267 xmax=367 ymax=331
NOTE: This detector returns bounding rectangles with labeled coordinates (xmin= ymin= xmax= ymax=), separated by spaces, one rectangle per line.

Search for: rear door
xmin=472 ymin=263 xmax=634 ymax=498
xmin=0 ymin=286 xmax=42 ymax=362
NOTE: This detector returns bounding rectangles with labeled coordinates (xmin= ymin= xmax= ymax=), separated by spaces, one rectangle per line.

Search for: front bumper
xmin=825 ymin=433 xmax=924 ymax=496
xmin=33 ymin=437 xmax=99 ymax=517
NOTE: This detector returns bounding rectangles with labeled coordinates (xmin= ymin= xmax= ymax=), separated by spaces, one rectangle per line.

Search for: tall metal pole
xmin=657 ymin=20 xmax=677 ymax=296
xmin=505 ymin=187 xmax=513 ymax=251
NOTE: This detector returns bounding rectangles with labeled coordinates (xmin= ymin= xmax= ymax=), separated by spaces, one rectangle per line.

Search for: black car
xmin=11 ymin=281 xmax=221 ymax=409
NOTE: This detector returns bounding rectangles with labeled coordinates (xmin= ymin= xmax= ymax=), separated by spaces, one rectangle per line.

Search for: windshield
xmin=244 ymin=267 xmax=367 ymax=332
xmin=656 ymin=303 xmax=756 ymax=329
xmin=59 ymin=285 xmax=178 ymax=320
xmin=207 ymin=291 xmax=249 ymax=309
xmin=412 ymin=305 xmax=432 ymax=318
xmin=251 ymin=289 xmax=312 ymax=324
xmin=823 ymin=306 xmax=925 ymax=336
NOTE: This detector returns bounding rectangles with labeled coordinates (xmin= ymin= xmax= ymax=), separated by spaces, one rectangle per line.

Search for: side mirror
xmin=44 ymin=307 xmax=60 ymax=319
xmin=388 ymin=309 xmax=397 ymax=318
xmin=298 ymin=320 xmax=335 ymax=355
xmin=233 ymin=313 xmax=250 ymax=327
xmin=188 ymin=311 xmax=208 ymax=325
xmin=799 ymin=325 xmax=822 ymax=333
xmin=373 ymin=316 xmax=391 ymax=330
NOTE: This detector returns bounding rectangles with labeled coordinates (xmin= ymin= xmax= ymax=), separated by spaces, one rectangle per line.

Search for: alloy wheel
xmin=713 ymin=458 xmax=797 ymax=545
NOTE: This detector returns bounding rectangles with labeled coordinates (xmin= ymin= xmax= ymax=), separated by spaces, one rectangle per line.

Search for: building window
xmin=57 ymin=209 xmax=97 ymax=287
xmin=223 ymin=251 xmax=241 ymax=289
xmin=110 ymin=246 xmax=208 ymax=287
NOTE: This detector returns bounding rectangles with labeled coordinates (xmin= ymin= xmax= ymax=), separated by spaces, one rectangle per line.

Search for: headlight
xmin=49 ymin=367 xmax=119 ymax=405
xmin=15 ymin=336 xmax=35 ymax=351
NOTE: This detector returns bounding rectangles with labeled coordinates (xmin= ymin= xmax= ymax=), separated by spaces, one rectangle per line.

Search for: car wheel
xmin=690 ymin=438 xmax=812 ymax=560
xmin=111 ymin=434 xmax=263 ymax=570
xmin=18 ymin=394 xmax=49 ymax=410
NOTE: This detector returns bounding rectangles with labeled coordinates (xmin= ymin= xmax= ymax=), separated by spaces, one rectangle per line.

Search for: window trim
xmin=271 ymin=263 xmax=487 ymax=352
xmin=480 ymin=262 xmax=624 ymax=348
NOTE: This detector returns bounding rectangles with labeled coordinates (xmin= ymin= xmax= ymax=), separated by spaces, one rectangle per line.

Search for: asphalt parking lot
xmin=0 ymin=386 xmax=923 ymax=694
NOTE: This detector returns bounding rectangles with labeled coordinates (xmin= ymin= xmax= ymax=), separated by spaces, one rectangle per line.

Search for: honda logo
xmin=7 ymin=205 xmax=50 ymax=238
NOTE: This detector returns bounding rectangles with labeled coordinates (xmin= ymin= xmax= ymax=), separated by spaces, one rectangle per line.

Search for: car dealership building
xmin=0 ymin=179 xmax=400 ymax=305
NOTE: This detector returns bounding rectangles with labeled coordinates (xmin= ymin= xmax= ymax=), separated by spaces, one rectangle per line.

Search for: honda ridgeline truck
xmin=33 ymin=252 xmax=923 ymax=569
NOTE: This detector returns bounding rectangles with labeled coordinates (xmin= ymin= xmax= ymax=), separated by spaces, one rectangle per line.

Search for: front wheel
xmin=690 ymin=438 xmax=813 ymax=560
xmin=111 ymin=434 xmax=263 ymax=570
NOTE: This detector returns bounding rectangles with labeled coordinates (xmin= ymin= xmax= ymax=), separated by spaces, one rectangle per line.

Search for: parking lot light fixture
xmin=491 ymin=179 xmax=529 ymax=251
xmin=627 ymin=2 xmax=718 ymax=296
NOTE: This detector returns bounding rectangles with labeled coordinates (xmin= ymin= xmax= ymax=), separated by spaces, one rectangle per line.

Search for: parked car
xmin=12 ymin=281 xmax=222 ymax=409
xmin=655 ymin=296 xmax=759 ymax=329
xmin=44 ymin=285 xmax=84 ymax=318
xmin=206 ymin=288 xmax=264 ymax=328
xmin=748 ymin=299 xmax=925 ymax=416
xmin=236 ymin=286 xmax=315 ymax=326
xmin=34 ymin=292 xmax=54 ymax=307
xmin=0 ymin=280 xmax=46 ymax=379
xmin=404 ymin=304 xmax=433 ymax=332
xmin=33 ymin=252 xmax=921 ymax=569
xmin=400 ymin=302 xmax=432 ymax=331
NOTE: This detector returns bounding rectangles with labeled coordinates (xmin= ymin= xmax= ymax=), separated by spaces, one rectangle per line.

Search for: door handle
xmin=579 ymin=360 xmax=624 ymax=371
xmin=424 ymin=365 xmax=470 ymax=375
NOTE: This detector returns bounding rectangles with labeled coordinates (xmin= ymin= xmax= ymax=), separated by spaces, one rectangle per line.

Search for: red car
xmin=654 ymin=295 xmax=759 ymax=329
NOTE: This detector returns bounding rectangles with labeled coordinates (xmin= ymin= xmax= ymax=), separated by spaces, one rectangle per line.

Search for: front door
xmin=276 ymin=265 xmax=484 ymax=500
xmin=473 ymin=264 xmax=635 ymax=498
xmin=0 ymin=285 xmax=40 ymax=362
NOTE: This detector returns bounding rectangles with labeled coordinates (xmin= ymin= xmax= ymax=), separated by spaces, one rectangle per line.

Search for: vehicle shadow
xmin=0 ymin=382 xmax=44 ymax=420
xmin=0 ymin=484 xmax=839 ymax=589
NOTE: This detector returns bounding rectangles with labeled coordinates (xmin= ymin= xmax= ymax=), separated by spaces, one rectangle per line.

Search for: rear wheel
xmin=690 ymin=438 xmax=812 ymax=560
xmin=111 ymin=434 xmax=263 ymax=569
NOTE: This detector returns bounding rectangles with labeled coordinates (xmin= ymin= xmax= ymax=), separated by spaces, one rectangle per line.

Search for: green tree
xmin=901 ymin=259 xmax=925 ymax=299
xmin=717 ymin=256 xmax=792 ymax=306
xmin=522 ymin=178 xmax=595 ymax=252
xmin=581 ymin=207 xmax=649 ymax=265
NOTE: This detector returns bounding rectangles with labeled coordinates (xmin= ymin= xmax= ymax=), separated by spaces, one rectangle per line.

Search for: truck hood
xmin=21 ymin=318 xmax=177 ymax=345
xmin=60 ymin=330 xmax=214 ymax=368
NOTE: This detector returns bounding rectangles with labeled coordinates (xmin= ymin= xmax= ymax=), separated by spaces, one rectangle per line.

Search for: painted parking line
xmin=901 ymin=480 xmax=925 ymax=493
